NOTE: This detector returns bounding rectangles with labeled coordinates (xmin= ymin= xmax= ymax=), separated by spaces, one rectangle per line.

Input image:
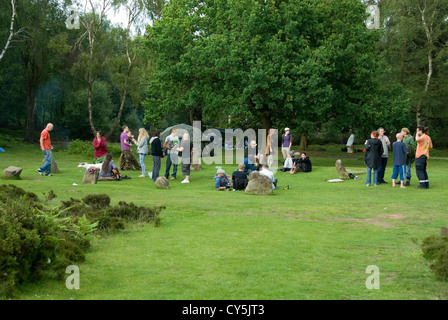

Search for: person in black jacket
xmin=149 ymin=130 xmax=164 ymax=181
xmin=364 ymin=131 xmax=384 ymax=186
xmin=290 ymin=152 xmax=312 ymax=174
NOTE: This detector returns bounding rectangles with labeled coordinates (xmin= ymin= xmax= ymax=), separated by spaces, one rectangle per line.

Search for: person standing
xmin=415 ymin=126 xmax=433 ymax=189
xmin=377 ymin=127 xmax=391 ymax=184
xmin=120 ymin=125 xmax=142 ymax=171
xmin=132 ymin=128 xmax=149 ymax=177
xmin=281 ymin=128 xmax=292 ymax=160
xmin=93 ymin=131 xmax=108 ymax=164
xmin=266 ymin=128 xmax=276 ymax=168
xmin=36 ymin=123 xmax=54 ymax=176
xmin=364 ymin=131 xmax=384 ymax=187
xmin=164 ymin=127 xmax=179 ymax=180
xmin=149 ymin=130 xmax=164 ymax=182
xmin=178 ymin=132 xmax=193 ymax=184
xmin=391 ymin=133 xmax=408 ymax=189
xmin=401 ymin=128 xmax=416 ymax=186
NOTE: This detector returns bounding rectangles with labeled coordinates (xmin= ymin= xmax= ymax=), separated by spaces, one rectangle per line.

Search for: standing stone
xmin=335 ymin=159 xmax=350 ymax=179
xmin=245 ymin=171 xmax=273 ymax=195
xmin=190 ymin=149 xmax=202 ymax=171
xmin=3 ymin=166 xmax=23 ymax=177
xmin=82 ymin=168 xmax=99 ymax=184
xmin=41 ymin=158 xmax=60 ymax=173
xmin=155 ymin=176 xmax=170 ymax=189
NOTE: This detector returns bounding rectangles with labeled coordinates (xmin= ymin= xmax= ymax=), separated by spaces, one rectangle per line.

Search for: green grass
xmin=1 ymin=142 xmax=448 ymax=300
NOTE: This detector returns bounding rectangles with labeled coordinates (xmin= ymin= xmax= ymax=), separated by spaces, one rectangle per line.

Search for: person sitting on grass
xmin=232 ymin=164 xmax=248 ymax=191
xmin=280 ymin=153 xmax=294 ymax=172
xmin=214 ymin=168 xmax=230 ymax=190
xmin=259 ymin=164 xmax=278 ymax=190
xmin=290 ymin=152 xmax=312 ymax=174
xmin=99 ymin=154 xmax=122 ymax=181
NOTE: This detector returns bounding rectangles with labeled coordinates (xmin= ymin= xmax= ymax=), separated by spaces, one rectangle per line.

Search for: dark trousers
xmin=152 ymin=156 xmax=161 ymax=182
xmin=415 ymin=155 xmax=429 ymax=188
xmin=378 ymin=157 xmax=388 ymax=182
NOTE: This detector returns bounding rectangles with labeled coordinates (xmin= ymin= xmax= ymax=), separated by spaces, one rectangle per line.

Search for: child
xmin=391 ymin=133 xmax=408 ymax=188
xmin=280 ymin=153 xmax=294 ymax=172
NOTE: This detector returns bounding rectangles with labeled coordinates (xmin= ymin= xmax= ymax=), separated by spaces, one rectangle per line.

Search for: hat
xmin=401 ymin=128 xmax=410 ymax=134
xmin=285 ymin=127 xmax=290 ymax=131
xmin=217 ymin=169 xmax=225 ymax=174
xmin=250 ymin=140 xmax=257 ymax=147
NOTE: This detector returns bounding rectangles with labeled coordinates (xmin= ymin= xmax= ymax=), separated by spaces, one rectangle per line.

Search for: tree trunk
xmin=299 ymin=131 xmax=308 ymax=151
xmin=0 ymin=0 xmax=16 ymax=62
xmin=260 ymin=108 xmax=272 ymax=133
xmin=416 ymin=3 xmax=434 ymax=126
xmin=189 ymin=106 xmax=202 ymax=125
xmin=24 ymin=51 xmax=39 ymax=143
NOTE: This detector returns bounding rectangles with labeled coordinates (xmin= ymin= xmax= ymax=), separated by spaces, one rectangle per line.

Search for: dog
xmin=78 ymin=162 xmax=102 ymax=171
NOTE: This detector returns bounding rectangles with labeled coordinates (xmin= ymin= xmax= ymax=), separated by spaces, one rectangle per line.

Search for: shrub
xmin=0 ymin=186 xmax=163 ymax=297
xmin=67 ymin=139 xmax=93 ymax=158
xmin=421 ymin=228 xmax=448 ymax=281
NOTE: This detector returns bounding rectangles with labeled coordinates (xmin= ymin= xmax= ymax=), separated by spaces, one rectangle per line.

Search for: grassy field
xmin=1 ymin=141 xmax=448 ymax=300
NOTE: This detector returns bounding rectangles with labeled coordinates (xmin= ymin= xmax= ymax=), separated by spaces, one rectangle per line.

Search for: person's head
xmin=46 ymin=123 xmax=54 ymax=131
xmin=102 ymin=153 xmax=113 ymax=172
xmin=262 ymin=164 xmax=269 ymax=170
xmin=250 ymin=140 xmax=257 ymax=148
xmin=171 ymin=127 xmax=178 ymax=136
xmin=153 ymin=129 xmax=161 ymax=138
xmin=301 ymin=152 xmax=307 ymax=159
xmin=96 ymin=131 xmax=102 ymax=139
xmin=371 ymin=131 xmax=379 ymax=139
xmin=396 ymin=133 xmax=403 ymax=141
xmin=286 ymin=153 xmax=292 ymax=159
xmin=217 ymin=168 xmax=225 ymax=177
xmin=182 ymin=132 xmax=190 ymax=141
xmin=378 ymin=127 xmax=385 ymax=137
xmin=401 ymin=128 xmax=410 ymax=137
xmin=268 ymin=128 xmax=275 ymax=136
xmin=417 ymin=125 xmax=428 ymax=135
xmin=238 ymin=164 xmax=245 ymax=171
xmin=122 ymin=125 xmax=128 ymax=132
xmin=285 ymin=127 xmax=290 ymax=134
xmin=138 ymin=128 xmax=149 ymax=142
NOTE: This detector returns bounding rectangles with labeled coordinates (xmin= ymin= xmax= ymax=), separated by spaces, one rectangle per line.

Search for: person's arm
xmin=289 ymin=134 xmax=292 ymax=148
xmin=40 ymin=136 xmax=44 ymax=150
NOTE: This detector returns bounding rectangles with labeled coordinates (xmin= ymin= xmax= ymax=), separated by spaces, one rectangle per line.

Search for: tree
xmin=145 ymin=0 xmax=388 ymax=145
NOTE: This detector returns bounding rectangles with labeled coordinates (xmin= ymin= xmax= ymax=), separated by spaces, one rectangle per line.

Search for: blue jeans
xmin=242 ymin=158 xmax=257 ymax=174
xmin=40 ymin=149 xmax=52 ymax=175
xmin=366 ymin=166 xmax=379 ymax=186
xmin=139 ymin=153 xmax=146 ymax=175
xmin=165 ymin=153 xmax=178 ymax=178
xmin=405 ymin=160 xmax=412 ymax=179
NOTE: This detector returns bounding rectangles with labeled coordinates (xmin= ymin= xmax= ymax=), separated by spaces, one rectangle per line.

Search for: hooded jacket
xmin=365 ymin=138 xmax=384 ymax=169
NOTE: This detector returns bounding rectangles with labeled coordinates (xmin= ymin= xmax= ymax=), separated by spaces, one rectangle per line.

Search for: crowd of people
xmin=36 ymin=123 xmax=433 ymax=191
xmin=364 ymin=126 xmax=433 ymax=189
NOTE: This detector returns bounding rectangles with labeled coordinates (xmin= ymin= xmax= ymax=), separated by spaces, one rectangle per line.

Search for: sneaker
xmin=170 ymin=176 xmax=176 ymax=180
xmin=366 ymin=184 xmax=370 ymax=187
xmin=181 ymin=179 xmax=190 ymax=184
xmin=36 ymin=169 xmax=42 ymax=176
xmin=148 ymin=172 xmax=153 ymax=179
xmin=45 ymin=173 xmax=52 ymax=176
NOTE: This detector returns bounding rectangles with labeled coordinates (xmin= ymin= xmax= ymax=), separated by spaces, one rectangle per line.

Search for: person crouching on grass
xmin=391 ymin=133 xmax=408 ymax=189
